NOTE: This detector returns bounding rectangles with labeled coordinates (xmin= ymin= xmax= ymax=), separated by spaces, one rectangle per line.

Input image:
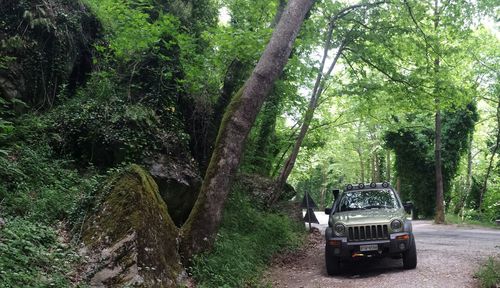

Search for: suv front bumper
xmin=325 ymin=229 xmax=412 ymax=260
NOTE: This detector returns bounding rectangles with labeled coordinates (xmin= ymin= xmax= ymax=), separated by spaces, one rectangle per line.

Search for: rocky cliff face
xmin=0 ymin=0 xmax=99 ymax=109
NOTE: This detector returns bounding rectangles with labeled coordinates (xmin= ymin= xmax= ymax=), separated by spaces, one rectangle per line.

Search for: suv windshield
xmin=337 ymin=189 xmax=400 ymax=212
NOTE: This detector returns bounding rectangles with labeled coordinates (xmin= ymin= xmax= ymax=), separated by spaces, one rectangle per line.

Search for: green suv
xmin=324 ymin=182 xmax=417 ymax=275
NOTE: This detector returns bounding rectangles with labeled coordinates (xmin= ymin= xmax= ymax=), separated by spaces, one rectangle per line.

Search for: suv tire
xmin=325 ymin=246 xmax=341 ymax=275
xmin=402 ymin=236 xmax=417 ymax=269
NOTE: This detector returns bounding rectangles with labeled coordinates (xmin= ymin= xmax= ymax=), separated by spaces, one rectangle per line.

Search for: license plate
xmin=360 ymin=244 xmax=378 ymax=252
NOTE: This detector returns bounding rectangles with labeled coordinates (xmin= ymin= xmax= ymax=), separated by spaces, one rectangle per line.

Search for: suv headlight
xmin=334 ymin=223 xmax=346 ymax=236
xmin=391 ymin=219 xmax=403 ymax=232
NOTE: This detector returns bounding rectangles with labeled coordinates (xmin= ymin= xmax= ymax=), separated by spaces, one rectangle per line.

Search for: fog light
xmin=328 ymin=240 xmax=341 ymax=247
xmin=399 ymin=243 xmax=406 ymax=250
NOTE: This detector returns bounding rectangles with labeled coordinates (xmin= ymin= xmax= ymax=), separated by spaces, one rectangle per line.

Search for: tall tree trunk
xmin=273 ymin=1 xmax=386 ymax=193
xmin=357 ymin=147 xmax=365 ymax=183
xmin=457 ymin=132 xmax=473 ymax=217
xmin=433 ymin=0 xmax=445 ymax=224
xmin=209 ymin=0 xmax=288 ymax=175
xmin=386 ymin=150 xmax=391 ymax=182
xmin=204 ymin=58 xmax=251 ymax=171
xmin=396 ymin=177 xmax=401 ymax=195
xmin=274 ymin=22 xmax=344 ymax=191
xmin=479 ymin=98 xmax=500 ymax=210
xmin=434 ymin=106 xmax=445 ymax=223
xmin=179 ymin=0 xmax=315 ymax=260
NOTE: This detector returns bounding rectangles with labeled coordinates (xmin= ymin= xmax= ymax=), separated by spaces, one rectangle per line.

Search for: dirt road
xmin=265 ymin=215 xmax=500 ymax=288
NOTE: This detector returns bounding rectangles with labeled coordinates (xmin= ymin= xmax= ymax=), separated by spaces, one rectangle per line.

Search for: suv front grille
xmin=347 ymin=225 xmax=389 ymax=242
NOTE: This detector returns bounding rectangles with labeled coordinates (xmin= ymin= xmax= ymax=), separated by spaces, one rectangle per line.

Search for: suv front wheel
xmin=402 ymin=236 xmax=417 ymax=269
xmin=325 ymin=246 xmax=341 ymax=275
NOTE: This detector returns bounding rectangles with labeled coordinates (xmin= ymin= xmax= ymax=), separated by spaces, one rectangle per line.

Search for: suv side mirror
xmin=403 ymin=202 xmax=413 ymax=214
xmin=332 ymin=189 xmax=340 ymax=200
xmin=325 ymin=208 xmax=332 ymax=215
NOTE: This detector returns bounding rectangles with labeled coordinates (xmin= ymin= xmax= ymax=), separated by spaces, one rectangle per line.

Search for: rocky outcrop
xmin=146 ymin=155 xmax=202 ymax=226
xmin=80 ymin=165 xmax=183 ymax=288
xmin=0 ymin=0 xmax=99 ymax=108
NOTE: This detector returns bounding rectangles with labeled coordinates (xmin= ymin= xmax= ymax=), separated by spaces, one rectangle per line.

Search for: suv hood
xmin=332 ymin=209 xmax=403 ymax=225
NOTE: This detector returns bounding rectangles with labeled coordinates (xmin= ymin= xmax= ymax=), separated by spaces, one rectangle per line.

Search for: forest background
xmin=0 ymin=0 xmax=498 ymax=286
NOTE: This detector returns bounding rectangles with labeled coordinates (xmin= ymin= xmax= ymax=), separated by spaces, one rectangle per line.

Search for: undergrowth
xmin=0 ymin=218 xmax=78 ymax=288
xmin=445 ymin=213 xmax=500 ymax=229
xmin=0 ymin=144 xmax=102 ymax=224
xmin=0 ymin=115 xmax=103 ymax=287
xmin=475 ymin=257 xmax=500 ymax=288
xmin=191 ymin=184 xmax=305 ymax=287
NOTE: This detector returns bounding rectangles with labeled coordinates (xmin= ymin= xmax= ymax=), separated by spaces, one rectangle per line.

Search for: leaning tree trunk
xmin=275 ymin=23 xmax=344 ymax=191
xmin=357 ymin=146 xmax=365 ymax=183
xmin=386 ymin=150 xmax=391 ymax=182
xmin=273 ymin=1 xmax=386 ymax=193
xmin=478 ymin=97 xmax=500 ymax=210
xmin=179 ymin=0 xmax=315 ymax=261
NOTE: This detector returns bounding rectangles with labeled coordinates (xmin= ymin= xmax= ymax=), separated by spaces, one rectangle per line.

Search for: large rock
xmin=146 ymin=155 xmax=202 ymax=226
xmin=0 ymin=0 xmax=99 ymax=108
xmin=81 ymin=165 xmax=183 ymax=287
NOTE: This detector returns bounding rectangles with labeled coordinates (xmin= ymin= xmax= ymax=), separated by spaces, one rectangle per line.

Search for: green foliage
xmin=475 ymin=257 xmax=500 ymax=288
xmin=445 ymin=213 xmax=499 ymax=229
xmin=0 ymin=0 xmax=99 ymax=107
xmin=0 ymin=218 xmax=78 ymax=288
xmin=0 ymin=98 xmax=14 ymax=145
xmin=385 ymin=104 xmax=478 ymax=217
xmin=50 ymin=71 xmax=189 ymax=167
xmin=191 ymin=185 xmax=304 ymax=287
xmin=0 ymin=144 xmax=101 ymax=224
xmin=85 ymin=0 xmax=180 ymax=61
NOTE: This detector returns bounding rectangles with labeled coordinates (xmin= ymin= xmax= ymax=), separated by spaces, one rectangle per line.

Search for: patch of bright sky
xmin=482 ymin=17 xmax=499 ymax=39
xmin=219 ymin=7 xmax=230 ymax=25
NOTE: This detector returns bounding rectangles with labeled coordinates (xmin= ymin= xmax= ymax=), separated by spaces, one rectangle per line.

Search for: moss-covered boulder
xmin=80 ymin=165 xmax=183 ymax=287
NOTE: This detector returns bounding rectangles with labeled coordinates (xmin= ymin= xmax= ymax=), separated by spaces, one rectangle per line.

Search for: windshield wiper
xmin=364 ymin=205 xmax=390 ymax=209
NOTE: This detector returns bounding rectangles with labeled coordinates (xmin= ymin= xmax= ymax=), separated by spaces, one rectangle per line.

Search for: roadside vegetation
xmin=191 ymin=186 xmax=304 ymax=287
xmin=475 ymin=257 xmax=500 ymax=288
xmin=445 ymin=213 xmax=500 ymax=229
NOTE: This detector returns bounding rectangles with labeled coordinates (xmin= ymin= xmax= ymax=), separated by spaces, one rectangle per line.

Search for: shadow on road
xmin=326 ymin=258 xmax=406 ymax=279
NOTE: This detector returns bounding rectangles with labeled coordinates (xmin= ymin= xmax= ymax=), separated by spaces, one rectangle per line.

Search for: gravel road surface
xmin=265 ymin=213 xmax=500 ymax=288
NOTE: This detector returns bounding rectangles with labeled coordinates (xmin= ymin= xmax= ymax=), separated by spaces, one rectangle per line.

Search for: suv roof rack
xmin=345 ymin=182 xmax=392 ymax=190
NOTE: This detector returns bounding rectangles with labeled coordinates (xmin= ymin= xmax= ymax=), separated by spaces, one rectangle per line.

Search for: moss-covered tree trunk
xmin=179 ymin=0 xmax=315 ymax=260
